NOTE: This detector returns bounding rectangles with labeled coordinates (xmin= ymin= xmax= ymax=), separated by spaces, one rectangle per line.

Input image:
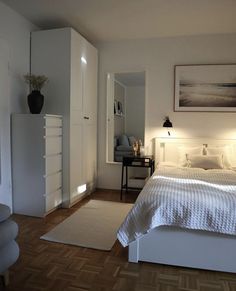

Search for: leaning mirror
xmin=106 ymin=71 xmax=146 ymax=163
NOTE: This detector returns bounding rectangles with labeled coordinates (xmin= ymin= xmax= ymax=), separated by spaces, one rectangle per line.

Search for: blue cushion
xmin=118 ymin=134 xmax=129 ymax=146
xmin=128 ymin=136 xmax=137 ymax=146
xmin=116 ymin=145 xmax=133 ymax=152
xmin=115 ymin=151 xmax=134 ymax=156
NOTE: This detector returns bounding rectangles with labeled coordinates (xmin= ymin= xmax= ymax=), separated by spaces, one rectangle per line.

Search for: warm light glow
xmin=81 ymin=57 xmax=87 ymax=64
xmin=222 ymin=129 xmax=236 ymax=139
xmin=157 ymin=128 xmax=190 ymax=138
xmin=162 ymin=128 xmax=173 ymax=138
xmin=77 ymin=184 xmax=87 ymax=194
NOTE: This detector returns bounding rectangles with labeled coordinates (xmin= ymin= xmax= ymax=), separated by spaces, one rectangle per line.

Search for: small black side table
xmin=120 ymin=155 xmax=155 ymax=200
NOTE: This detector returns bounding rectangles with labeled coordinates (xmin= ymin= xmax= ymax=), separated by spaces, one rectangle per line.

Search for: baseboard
xmin=95 ymin=188 xmax=120 ymax=192
xmin=64 ymin=182 xmax=97 ymax=208
xmin=69 ymin=192 xmax=89 ymax=207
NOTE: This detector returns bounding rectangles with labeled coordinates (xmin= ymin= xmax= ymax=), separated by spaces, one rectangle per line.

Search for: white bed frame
xmin=129 ymin=137 xmax=236 ymax=273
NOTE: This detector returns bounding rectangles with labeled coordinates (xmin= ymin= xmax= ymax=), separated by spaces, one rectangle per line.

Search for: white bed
xmin=118 ymin=137 xmax=236 ymax=273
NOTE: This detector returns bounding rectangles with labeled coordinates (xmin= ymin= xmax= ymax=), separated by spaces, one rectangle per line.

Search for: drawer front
xmin=45 ymin=117 xmax=62 ymax=127
xmin=45 ymin=189 xmax=62 ymax=212
xmin=45 ymin=154 xmax=62 ymax=175
xmin=45 ymin=136 xmax=62 ymax=155
xmin=45 ymin=127 xmax=62 ymax=137
xmin=45 ymin=171 xmax=62 ymax=194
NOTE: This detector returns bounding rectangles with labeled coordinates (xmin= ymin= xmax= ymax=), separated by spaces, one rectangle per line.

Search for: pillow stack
xmin=178 ymin=145 xmax=233 ymax=170
xmin=0 ymin=204 xmax=19 ymax=282
xmin=178 ymin=146 xmax=233 ymax=170
xmin=178 ymin=146 xmax=203 ymax=167
xmin=206 ymin=146 xmax=232 ymax=169
xmin=187 ymin=154 xmax=224 ymax=170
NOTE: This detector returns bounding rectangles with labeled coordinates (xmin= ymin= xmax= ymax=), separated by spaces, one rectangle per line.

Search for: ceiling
xmin=1 ymin=0 xmax=236 ymax=44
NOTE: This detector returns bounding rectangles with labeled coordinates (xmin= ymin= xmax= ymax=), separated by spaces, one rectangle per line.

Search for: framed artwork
xmin=114 ymin=100 xmax=123 ymax=115
xmin=114 ymin=100 xmax=118 ymax=114
xmin=174 ymin=64 xmax=236 ymax=112
xmin=117 ymin=101 xmax=123 ymax=115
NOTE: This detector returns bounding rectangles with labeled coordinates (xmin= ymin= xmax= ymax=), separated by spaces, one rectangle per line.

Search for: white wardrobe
xmin=31 ymin=28 xmax=98 ymax=207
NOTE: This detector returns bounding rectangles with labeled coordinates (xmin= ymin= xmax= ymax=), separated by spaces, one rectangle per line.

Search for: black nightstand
xmin=120 ymin=155 xmax=155 ymax=200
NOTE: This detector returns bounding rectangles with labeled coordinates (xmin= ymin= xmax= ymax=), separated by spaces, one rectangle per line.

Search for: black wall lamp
xmin=163 ymin=116 xmax=173 ymax=136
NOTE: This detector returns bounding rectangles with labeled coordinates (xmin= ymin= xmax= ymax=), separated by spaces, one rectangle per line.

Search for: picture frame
xmin=114 ymin=100 xmax=123 ymax=116
xmin=114 ymin=100 xmax=118 ymax=114
xmin=117 ymin=101 xmax=123 ymax=115
xmin=174 ymin=64 xmax=236 ymax=112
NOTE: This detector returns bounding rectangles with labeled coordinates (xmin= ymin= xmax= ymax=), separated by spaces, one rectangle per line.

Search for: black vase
xmin=27 ymin=90 xmax=44 ymax=114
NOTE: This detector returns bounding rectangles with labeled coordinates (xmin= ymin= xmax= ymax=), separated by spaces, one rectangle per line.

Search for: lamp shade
xmin=163 ymin=117 xmax=172 ymax=128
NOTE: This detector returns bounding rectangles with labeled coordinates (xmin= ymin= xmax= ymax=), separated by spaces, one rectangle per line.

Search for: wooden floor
xmin=2 ymin=189 xmax=236 ymax=291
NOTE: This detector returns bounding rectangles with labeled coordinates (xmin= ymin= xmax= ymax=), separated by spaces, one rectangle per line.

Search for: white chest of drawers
xmin=11 ymin=114 xmax=63 ymax=217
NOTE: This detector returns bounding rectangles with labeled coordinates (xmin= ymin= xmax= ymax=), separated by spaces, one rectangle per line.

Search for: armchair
xmin=114 ymin=134 xmax=135 ymax=162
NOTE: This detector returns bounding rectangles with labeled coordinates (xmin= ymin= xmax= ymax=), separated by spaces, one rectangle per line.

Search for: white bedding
xmin=117 ymin=165 xmax=236 ymax=247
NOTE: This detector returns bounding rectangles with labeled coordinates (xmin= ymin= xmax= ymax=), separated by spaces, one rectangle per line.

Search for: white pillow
xmin=159 ymin=161 xmax=178 ymax=167
xmin=187 ymin=154 xmax=224 ymax=169
xmin=178 ymin=146 xmax=203 ymax=167
xmin=206 ymin=146 xmax=232 ymax=169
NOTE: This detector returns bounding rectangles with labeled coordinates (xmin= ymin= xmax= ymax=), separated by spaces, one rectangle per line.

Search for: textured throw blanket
xmin=117 ymin=166 xmax=236 ymax=247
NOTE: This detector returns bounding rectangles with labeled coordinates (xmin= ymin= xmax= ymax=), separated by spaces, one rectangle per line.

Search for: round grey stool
xmin=0 ymin=203 xmax=19 ymax=286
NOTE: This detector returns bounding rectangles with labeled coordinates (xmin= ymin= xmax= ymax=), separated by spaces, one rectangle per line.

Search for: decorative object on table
xmin=138 ymin=139 xmax=142 ymax=155
xmin=140 ymin=145 xmax=145 ymax=156
xmin=24 ymin=74 xmax=48 ymax=114
xmin=174 ymin=64 xmax=236 ymax=112
xmin=132 ymin=139 xmax=142 ymax=156
xmin=132 ymin=141 xmax=138 ymax=156
xmin=163 ymin=116 xmax=173 ymax=136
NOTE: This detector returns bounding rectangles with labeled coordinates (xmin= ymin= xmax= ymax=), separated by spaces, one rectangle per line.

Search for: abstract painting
xmin=174 ymin=64 xmax=236 ymax=111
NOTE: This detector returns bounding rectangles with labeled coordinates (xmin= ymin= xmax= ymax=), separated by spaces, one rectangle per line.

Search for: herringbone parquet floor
xmin=1 ymin=189 xmax=236 ymax=291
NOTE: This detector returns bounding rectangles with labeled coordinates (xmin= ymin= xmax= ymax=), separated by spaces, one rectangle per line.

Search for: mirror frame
xmin=106 ymin=69 xmax=147 ymax=164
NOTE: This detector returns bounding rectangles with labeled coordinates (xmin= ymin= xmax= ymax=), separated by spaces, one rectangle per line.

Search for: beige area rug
xmin=40 ymin=200 xmax=133 ymax=250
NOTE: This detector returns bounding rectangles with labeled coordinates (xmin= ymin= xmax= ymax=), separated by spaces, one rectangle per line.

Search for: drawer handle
xmin=84 ymin=116 xmax=89 ymax=120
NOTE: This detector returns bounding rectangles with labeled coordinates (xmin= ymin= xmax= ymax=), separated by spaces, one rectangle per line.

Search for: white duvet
xmin=117 ymin=165 xmax=236 ymax=247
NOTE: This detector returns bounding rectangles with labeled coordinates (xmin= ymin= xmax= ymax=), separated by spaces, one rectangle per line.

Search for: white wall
xmin=97 ymin=33 xmax=236 ymax=189
xmin=125 ymin=86 xmax=145 ymax=142
xmin=0 ymin=2 xmax=36 ymax=208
